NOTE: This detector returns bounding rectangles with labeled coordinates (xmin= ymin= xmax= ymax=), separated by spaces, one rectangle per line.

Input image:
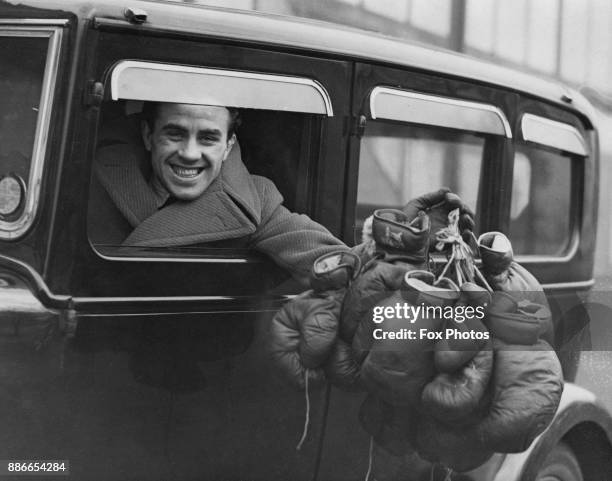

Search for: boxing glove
xmin=402 ymin=188 xmax=475 ymax=249
xmin=476 ymin=339 xmax=563 ymax=453
xmin=269 ymin=250 xmax=360 ymax=389
xmin=358 ymin=272 xmax=459 ymax=407
xmin=473 ymin=281 xmax=562 ymax=452
xmin=422 ymin=343 xmax=493 ymax=425
xmin=433 ymin=282 xmax=491 ymax=373
xmin=340 ymin=210 xmax=430 ymax=342
xmin=324 ymin=338 xmax=363 ymax=391
xmin=485 ymin=291 xmax=551 ymax=346
xmin=478 ymin=232 xmax=553 ymax=344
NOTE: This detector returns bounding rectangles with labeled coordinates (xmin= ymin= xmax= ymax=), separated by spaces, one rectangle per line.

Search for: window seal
xmin=368 ymin=87 xmax=512 ymax=138
xmin=0 ymin=25 xmax=63 ymax=240
xmin=514 ymin=237 xmax=579 ymax=264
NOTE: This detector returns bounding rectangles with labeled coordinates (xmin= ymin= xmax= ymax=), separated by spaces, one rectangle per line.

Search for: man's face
xmin=142 ymin=103 xmax=235 ymax=201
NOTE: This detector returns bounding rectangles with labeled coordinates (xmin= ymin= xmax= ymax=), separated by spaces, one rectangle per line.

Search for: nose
xmin=178 ymin=137 xmax=202 ymax=163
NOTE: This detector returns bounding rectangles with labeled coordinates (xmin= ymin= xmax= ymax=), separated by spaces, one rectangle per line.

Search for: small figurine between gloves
xmin=268 ymin=189 xmax=563 ymax=479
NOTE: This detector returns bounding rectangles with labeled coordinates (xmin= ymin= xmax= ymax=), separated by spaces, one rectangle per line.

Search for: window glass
xmin=0 ymin=35 xmax=48 ymax=221
xmin=509 ymin=145 xmax=573 ymax=256
xmin=355 ymin=121 xmax=484 ymax=239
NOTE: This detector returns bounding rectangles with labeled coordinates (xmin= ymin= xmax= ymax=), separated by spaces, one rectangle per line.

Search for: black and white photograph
xmin=1 ymin=0 xmax=612 ymax=480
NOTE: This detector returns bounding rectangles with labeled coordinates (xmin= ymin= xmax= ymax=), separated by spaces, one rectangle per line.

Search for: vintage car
xmin=0 ymin=1 xmax=611 ymax=480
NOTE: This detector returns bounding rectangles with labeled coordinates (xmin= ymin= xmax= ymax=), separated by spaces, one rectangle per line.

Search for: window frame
xmin=50 ymin=26 xmax=352 ymax=300
xmin=91 ymin=61 xmax=334 ymax=264
xmin=512 ymin=113 xmax=588 ymax=264
xmin=508 ymin=141 xmax=585 ymax=264
xmin=0 ymin=24 xmax=64 ymax=240
xmin=348 ymin=82 xmax=513 ymax=245
xmin=354 ymin=119 xmax=490 ymax=233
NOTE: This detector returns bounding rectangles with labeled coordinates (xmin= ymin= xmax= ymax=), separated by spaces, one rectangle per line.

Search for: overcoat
xmin=89 ymin=138 xmax=347 ymax=285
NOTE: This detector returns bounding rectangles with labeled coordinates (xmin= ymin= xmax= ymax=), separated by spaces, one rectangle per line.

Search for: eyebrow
xmin=197 ymin=129 xmax=222 ymax=137
xmin=161 ymin=123 xmax=188 ymax=133
xmin=160 ymin=123 xmax=222 ymax=137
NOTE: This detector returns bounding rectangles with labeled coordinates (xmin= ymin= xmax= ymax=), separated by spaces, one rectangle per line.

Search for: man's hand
xmin=402 ymin=188 xmax=475 ymax=247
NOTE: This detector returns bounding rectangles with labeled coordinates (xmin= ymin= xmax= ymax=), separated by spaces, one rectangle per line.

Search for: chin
xmin=173 ymin=191 xmax=203 ymax=201
xmin=171 ymin=184 xmax=209 ymax=201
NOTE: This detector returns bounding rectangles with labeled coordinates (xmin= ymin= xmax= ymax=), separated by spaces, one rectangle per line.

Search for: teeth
xmin=172 ymin=166 xmax=202 ymax=178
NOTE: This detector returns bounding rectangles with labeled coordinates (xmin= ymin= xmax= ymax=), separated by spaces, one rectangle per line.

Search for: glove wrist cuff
xmin=478 ymin=231 xmax=513 ymax=274
xmin=371 ymin=209 xmax=430 ymax=261
xmin=310 ymin=250 xmax=361 ymax=292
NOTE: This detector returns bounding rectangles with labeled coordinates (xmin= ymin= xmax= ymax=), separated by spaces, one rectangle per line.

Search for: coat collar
xmin=95 ymin=140 xmax=263 ymax=247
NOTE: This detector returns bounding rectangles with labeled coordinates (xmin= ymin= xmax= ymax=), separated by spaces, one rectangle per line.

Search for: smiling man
xmin=90 ymin=101 xmax=349 ymax=285
xmin=142 ymin=103 xmax=238 ymax=202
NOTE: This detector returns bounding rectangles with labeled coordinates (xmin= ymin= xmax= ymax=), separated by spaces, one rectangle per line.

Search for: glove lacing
xmin=296 ymin=369 xmax=311 ymax=451
xmin=435 ymin=209 xmax=492 ymax=293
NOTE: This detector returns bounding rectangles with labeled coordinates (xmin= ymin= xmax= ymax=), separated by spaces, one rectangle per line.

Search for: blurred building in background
xmin=179 ymin=0 xmax=612 ymax=276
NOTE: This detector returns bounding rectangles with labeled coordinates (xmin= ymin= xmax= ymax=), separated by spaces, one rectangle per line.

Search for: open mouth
xmin=170 ymin=165 xmax=205 ymax=178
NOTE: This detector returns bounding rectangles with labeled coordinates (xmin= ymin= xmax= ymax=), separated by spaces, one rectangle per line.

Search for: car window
xmin=87 ymin=62 xmax=334 ymax=259
xmin=0 ymin=28 xmax=61 ymax=236
xmin=509 ymin=144 xmax=574 ymax=256
xmin=88 ymin=103 xmax=324 ymax=258
xmin=355 ymin=121 xmax=484 ymax=239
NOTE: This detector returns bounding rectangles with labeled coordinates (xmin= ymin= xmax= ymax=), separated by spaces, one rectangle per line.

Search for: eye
xmin=198 ymin=134 xmax=220 ymax=144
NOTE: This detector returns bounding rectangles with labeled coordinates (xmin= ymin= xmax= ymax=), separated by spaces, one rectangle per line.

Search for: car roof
xmin=1 ymin=0 xmax=596 ymax=125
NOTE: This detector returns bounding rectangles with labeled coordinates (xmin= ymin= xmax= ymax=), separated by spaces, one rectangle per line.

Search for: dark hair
xmin=226 ymin=107 xmax=241 ymax=138
xmin=141 ymin=102 xmax=241 ymax=138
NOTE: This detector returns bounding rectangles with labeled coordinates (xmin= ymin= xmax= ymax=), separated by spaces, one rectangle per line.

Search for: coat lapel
xmin=95 ymin=142 xmax=161 ymax=227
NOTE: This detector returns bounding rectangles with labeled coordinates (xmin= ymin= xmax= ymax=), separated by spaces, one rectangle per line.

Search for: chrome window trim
xmin=368 ymin=87 xmax=512 ymax=138
xmin=75 ymin=296 xmax=236 ymax=303
xmin=0 ymin=26 xmax=63 ymax=240
xmin=91 ymin=240 xmax=254 ymax=263
xmin=0 ymin=19 xmax=69 ymax=26
xmin=110 ymin=60 xmax=334 ymax=116
xmin=94 ymin=253 xmax=250 ymax=264
xmin=521 ymin=113 xmax=588 ymax=156
xmin=541 ymin=279 xmax=595 ymax=290
xmin=76 ymin=309 xmax=281 ymax=316
xmin=72 ymin=297 xmax=287 ymax=310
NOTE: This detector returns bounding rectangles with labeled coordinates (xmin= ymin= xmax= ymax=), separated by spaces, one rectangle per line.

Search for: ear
xmin=141 ymin=120 xmax=153 ymax=152
xmin=222 ymin=134 xmax=236 ymax=162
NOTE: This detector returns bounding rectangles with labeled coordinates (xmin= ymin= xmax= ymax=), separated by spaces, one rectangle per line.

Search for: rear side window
xmin=510 ymin=147 xmax=573 ymax=256
xmin=354 ymin=87 xmax=512 ymax=239
xmin=356 ymin=122 xmax=484 ymax=235
xmin=510 ymin=114 xmax=587 ymax=256
xmin=0 ymin=27 xmax=62 ymax=238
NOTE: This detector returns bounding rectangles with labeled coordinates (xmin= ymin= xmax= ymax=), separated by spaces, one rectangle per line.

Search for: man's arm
xmin=248 ymin=177 xmax=348 ymax=287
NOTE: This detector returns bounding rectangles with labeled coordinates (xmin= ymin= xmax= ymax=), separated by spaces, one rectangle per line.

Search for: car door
xmin=317 ymin=62 xmax=517 ymax=480
xmin=506 ymin=99 xmax=597 ymax=381
xmin=0 ymin=12 xmax=74 ymax=473
xmin=42 ymin=21 xmax=352 ymax=481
